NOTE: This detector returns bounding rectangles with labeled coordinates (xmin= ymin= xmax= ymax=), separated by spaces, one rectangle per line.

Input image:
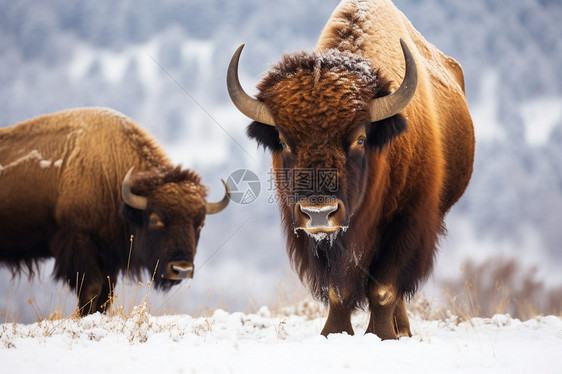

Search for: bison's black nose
xmin=294 ymin=198 xmax=347 ymax=235
xmin=165 ymin=260 xmax=194 ymax=279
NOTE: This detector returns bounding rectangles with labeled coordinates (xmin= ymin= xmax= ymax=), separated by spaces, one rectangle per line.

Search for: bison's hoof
xmin=397 ymin=327 xmax=412 ymax=338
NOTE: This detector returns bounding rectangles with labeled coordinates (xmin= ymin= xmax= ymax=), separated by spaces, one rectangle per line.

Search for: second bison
xmin=0 ymin=107 xmax=229 ymax=315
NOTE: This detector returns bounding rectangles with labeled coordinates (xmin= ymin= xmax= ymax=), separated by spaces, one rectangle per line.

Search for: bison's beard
xmin=120 ymin=264 xmax=183 ymax=291
xmin=152 ymin=275 xmax=182 ymax=291
xmin=128 ymin=259 xmax=183 ymax=291
xmin=284 ymin=205 xmax=367 ymax=309
xmin=303 ymin=233 xmax=369 ymax=308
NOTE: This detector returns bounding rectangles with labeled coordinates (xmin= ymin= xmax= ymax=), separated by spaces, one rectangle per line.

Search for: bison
xmin=0 ymin=107 xmax=230 ymax=315
xmin=227 ymin=0 xmax=474 ymax=338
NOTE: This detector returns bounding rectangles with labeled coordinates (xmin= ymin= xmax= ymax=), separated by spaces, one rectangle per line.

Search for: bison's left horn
xmin=122 ymin=167 xmax=148 ymax=211
xmin=227 ymin=44 xmax=276 ymax=127
xmin=205 ymin=179 xmax=230 ymax=215
xmin=370 ymin=39 xmax=418 ymax=122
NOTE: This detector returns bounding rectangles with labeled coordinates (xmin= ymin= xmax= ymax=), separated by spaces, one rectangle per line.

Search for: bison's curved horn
xmin=227 ymin=44 xmax=276 ymax=127
xmin=205 ymin=179 xmax=230 ymax=215
xmin=122 ymin=167 xmax=148 ymax=211
xmin=370 ymin=39 xmax=418 ymax=122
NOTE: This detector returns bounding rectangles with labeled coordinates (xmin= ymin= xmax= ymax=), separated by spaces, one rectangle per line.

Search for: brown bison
xmin=227 ymin=0 xmax=474 ymax=338
xmin=0 ymin=107 xmax=230 ymax=315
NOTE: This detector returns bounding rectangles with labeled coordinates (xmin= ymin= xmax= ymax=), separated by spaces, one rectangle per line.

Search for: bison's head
xmin=227 ymin=40 xmax=416 ymax=242
xmin=120 ymin=166 xmax=229 ymax=289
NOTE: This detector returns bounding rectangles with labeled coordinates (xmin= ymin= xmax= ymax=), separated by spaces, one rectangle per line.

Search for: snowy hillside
xmin=1 ymin=0 xmax=562 ymax=322
xmin=2 ymin=305 xmax=562 ymax=373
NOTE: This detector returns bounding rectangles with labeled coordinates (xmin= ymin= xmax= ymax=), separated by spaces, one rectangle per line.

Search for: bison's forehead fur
xmin=130 ymin=166 xmax=207 ymax=215
xmin=256 ymin=49 xmax=387 ymax=139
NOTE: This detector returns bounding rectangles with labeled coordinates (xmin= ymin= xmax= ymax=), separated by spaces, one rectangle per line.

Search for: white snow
xmin=1 ymin=305 xmax=561 ymax=373
xmin=68 ymin=41 xmax=160 ymax=86
xmin=0 ymin=150 xmax=43 ymax=172
xmin=68 ymin=45 xmax=130 ymax=84
xmin=180 ymin=40 xmax=214 ymax=74
xmin=166 ymin=105 xmax=256 ymax=168
xmin=0 ymin=150 xmax=62 ymax=171
xmin=471 ymin=70 xmax=507 ymax=142
xmin=39 ymin=160 xmax=51 ymax=169
xmin=520 ymin=96 xmax=562 ymax=147
xmin=470 ymin=71 xmax=562 ymax=147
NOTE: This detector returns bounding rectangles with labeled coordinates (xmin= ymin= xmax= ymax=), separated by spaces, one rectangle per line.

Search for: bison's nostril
xmin=327 ymin=204 xmax=340 ymax=219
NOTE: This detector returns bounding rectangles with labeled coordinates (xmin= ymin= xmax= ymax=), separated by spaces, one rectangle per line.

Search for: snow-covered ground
xmin=2 ymin=302 xmax=561 ymax=373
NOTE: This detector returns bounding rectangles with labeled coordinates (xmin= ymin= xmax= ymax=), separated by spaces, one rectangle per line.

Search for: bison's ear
xmin=247 ymin=122 xmax=283 ymax=152
xmin=120 ymin=204 xmax=144 ymax=227
xmin=367 ymin=113 xmax=408 ymax=149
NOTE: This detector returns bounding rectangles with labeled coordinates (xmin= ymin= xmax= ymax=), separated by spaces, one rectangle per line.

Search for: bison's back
xmin=318 ymin=0 xmax=474 ymax=214
xmin=0 ymin=113 xmax=75 ymax=249
xmin=0 ymin=107 xmax=168 ymax=259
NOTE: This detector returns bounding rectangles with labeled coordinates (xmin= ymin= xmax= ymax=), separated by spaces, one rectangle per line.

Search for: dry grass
xmin=3 ymin=253 xmax=562 ymax=327
xmin=1 ymin=268 xmax=221 ymax=326
xmin=272 ymin=256 xmax=562 ymax=323
xmin=268 ymin=275 xmax=327 ymax=319
xmin=431 ymin=256 xmax=562 ymax=321
xmin=1 ymin=282 xmax=78 ymax=324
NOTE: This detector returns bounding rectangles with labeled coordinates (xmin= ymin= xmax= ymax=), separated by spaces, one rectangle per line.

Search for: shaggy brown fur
xmin=243 ymin=0 xmax=474 ymax=339
xmin=0 ymin=107 xmax=211 ymax=315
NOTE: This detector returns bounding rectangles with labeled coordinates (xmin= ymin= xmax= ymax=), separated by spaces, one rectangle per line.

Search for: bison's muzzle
xmin=294 ymin=198 xmax=347 ymax=239
xmin=165 ymin=260 xmax=194 ymax=280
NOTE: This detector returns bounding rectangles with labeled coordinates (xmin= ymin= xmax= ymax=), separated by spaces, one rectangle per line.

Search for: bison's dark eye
xmin=149 ymin=213 xmax=165 ymax=229
xmin=349 ymin=133 xmax=367 ymax=152
xmin=279 ymin=138 xmax=292 ymax=153
xmin=353 ymin=136 xmax=366 ymax=149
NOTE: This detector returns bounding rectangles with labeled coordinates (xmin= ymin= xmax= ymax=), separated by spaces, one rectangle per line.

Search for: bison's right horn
xmin=122 ymin=167 xmax=148 ymax=211
xmin=227 ymin=44 xmax=276 ymax=127
xmin=369 ymin=39 xmax=418 ymax=122
xmin=205 ymin=179 xmax=230 ymax=215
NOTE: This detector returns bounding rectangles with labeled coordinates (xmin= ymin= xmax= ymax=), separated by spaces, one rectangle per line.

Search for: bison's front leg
xmin=366 ymin=282 xmax=400 ymax=339
xmin=77 ymin=269 xmax=116 ymax=315
xmin=321 ymin=286 xmax=354 ymax=336
xmin=77 ymin=272 xmax=105 ymax=315
xmin=365 ymin=209 xmax=434 ymax=339
xmin=366 ymin=289 xmax=412 ymax=339
xmin=51 ymin=230 xmax=113 ymax=315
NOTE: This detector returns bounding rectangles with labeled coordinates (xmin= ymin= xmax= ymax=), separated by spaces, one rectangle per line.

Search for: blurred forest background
xmin=1 ymin=0 xmax=561 ymax=322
